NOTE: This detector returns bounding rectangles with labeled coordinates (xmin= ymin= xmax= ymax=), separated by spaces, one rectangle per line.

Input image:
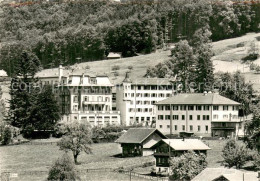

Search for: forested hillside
xmin=0 ymin=0 xmax=259 ymax=75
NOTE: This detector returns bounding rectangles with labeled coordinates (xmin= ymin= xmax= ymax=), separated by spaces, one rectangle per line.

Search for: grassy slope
xmin=67 ymin=32 xmax=260 ymax=87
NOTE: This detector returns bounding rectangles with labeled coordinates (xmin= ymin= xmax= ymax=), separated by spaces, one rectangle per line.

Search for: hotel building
xmin=155 ymin=93 xmax=243 ymax=137
xmin=116 ymin=72 xmax=175 ymax=126
xmin=37 ymin=65 xmax=121 ymax=126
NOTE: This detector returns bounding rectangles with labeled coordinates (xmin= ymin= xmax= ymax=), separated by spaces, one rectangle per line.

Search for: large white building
xmin=116 ymin=72 xmax=174 ymax=126
xmin=37 ymin=65 xmax=121 ymax=126
xmin=155 ymin=93 xmax=243 ymax=137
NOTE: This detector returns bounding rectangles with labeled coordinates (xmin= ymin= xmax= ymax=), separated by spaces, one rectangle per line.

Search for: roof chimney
xmin=58 ymin=65 xmax=63 ymax=83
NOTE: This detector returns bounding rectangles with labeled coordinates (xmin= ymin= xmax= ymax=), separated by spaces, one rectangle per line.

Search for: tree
xmin=222 ymin=139 xmax=249 ymax=169
xmin=170 ymin=40 xmax=195 ymax=92
xmin=92 ymin=126 xmax=106 ymax=143
xmin=58 ymin=123 xmax=92 ymax=164
xmin=169 ymin=151 xmax=207 ymax=181
xmin=192 ymin=27 xmax=214 ymax=92
xmin=30 ymin=85 xmax=60 ymax=131
xmin=8 ymin=51 xmax=41 ymax=130
xmin=1 ymin=126 xmax=12 ymax=145
xmin=47 ymin=153 xmax=79 ymax=181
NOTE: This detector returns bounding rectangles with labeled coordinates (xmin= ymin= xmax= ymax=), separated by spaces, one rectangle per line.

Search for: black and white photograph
xmin=0 ymin=0 xmax=260 ymax=180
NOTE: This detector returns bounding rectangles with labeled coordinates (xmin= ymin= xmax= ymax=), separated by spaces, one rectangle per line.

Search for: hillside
xmin=38 ymin=32 xmax=260 ymax=91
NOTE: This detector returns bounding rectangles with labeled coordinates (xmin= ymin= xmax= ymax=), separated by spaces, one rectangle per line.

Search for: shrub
xmin=1 ymin=126 xmax=12 ymax=145
xmin=47 ymin=153 xmax=79 ymax=181
xmin=169 ymin=151 xmax=207 ymax=181
xmin=222 ymin=140 xmax=249 ymax=169
xmin=112 ymin=65 xmax=120 ymax=71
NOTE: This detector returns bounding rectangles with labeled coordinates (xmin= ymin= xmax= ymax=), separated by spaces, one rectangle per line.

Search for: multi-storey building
xmin=116 ymin=72 xmax=174 ymax=126
xmin=155 ymin=93 xmax=243 ymax=137
xmin=37 ymin=65 xmax=121 ymax=126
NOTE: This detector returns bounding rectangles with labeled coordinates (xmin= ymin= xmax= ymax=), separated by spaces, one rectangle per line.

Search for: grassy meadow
xmin=0 ymin=140 xmax=231 ymax=181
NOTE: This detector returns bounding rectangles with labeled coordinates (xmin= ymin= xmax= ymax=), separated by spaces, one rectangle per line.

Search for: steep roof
xmin=152 ymin=139 xmax=211 ymax=151
xmin=156 ymin=93 xmax=241 ymax=105
xmin=192 ymin=168 xmax=258 ymax=181
xmin=115 ymin=128 xmax=166 ymax=144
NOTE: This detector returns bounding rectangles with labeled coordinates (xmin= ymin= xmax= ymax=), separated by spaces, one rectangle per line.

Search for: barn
xmin=115 ymin=128 xmax=167 ymax=157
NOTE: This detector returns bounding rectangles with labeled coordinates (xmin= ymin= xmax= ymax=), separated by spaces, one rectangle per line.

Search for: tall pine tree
xmin=8 ymin=51 xmax=41 ymax=130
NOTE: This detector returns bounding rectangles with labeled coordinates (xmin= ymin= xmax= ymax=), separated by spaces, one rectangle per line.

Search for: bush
xmin=112 ymin=65 xmax=120 ymax=71
xmin=242 ymin=53 xmax=259 ymax=62
xmin=169 ymin=151 xmax=207 ymax=181
xmin=222 ymin=140 xmax=249 ymax=169
xmin=1 ymin=126 xmax=12 ymax=145
xmin=48 ymin=153 xmax=79 ymax=181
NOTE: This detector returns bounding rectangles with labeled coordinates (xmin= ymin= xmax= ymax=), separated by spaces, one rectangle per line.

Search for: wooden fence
xmin=115 ymin=170 xmax=169 ymax=181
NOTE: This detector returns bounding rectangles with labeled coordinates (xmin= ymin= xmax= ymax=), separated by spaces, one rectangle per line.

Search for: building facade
xmin=116 ymin=73 xmax=175 ymax=126
xmin=37 ymin=65 xmax=121 ymax=126
xmin=155 ymin=93 xmax=242 ymax=137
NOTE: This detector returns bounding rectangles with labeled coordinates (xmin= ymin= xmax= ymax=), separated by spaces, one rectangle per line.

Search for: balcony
xmin=83 ymin=101 xmax=107 ymax=105
xmin=77 ymin=110 xmax=120 ymax=115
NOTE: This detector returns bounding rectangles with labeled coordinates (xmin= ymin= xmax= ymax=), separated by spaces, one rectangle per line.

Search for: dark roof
xmin=156 ymin=93 xmax=241 ymax=105
xmin=115 ymin=128 xmax=166 ymax=144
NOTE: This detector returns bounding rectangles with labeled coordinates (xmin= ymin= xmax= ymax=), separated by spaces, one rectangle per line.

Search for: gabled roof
xmin=115 ymin=128 xmax=166 ymax=144
xmin=192 ymin=168 xmax=258 ymax=181
xmin=156 ymin=93 xmax=241 ymax=105
xmin=151 ymin=139 xmax=211 ymax=151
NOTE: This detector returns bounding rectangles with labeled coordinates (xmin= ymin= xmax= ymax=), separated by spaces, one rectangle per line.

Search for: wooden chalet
xmin=115 ymin=128 xmax=167 ymax=157
xmin=150 ymin=138 xmax=211 ymax=174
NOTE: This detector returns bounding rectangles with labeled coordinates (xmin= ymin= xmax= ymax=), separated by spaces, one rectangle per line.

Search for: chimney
xmin=58 ymin=65 xmax=63 ymax=83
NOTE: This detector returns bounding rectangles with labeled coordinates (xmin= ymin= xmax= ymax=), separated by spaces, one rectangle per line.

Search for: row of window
xmin=158 ymin=105 xmax=239 ymax=111
xmin=129 ymin=108 xmax=153 ymax=113
xmin=125 ymin=93 xmax=171 ymax=98
xmin=130 ymin=117 xmax=156 ymax=122
xmin=73 ymin=96 xmax=110 ymax=103
xmin=124 ymin=85 xmax=173 ymax=91
xmin=158 ymin=115 xmax=210 ymax=121
xmin=159 ymin=125 xmax=209 ymax=132
xmin=130 ymin=100 xmax=156 ymax=105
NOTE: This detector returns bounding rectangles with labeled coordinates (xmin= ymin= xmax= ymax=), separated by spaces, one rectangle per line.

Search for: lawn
xmin=0 ymin=139 xmax=249 ymax=180
xmin=0 ymin=142 xmax=153 ymax=181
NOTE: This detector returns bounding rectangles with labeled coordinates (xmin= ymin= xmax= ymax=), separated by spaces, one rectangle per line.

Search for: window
xmin=84 ymin=96 xmax=88 ymax=101
xmin=149 ymin=108 xmax=153 ymax=112
xmin=180 ymin=105 xmax=186 ymax=110
xmin=159 ymin=125 xmax=163 ymax=128
xmin=213 ymin=106 xmax=219 ymax=110
xmin=165 ymin=115 xmax=170 ymax=120
xmin=197 ymin=115 xmax=201 ymax=120
xmin=205 ymin=125 xmax=208 ymax=132
xmin=189 ymin=115 xmax=193 ymax=120
xmin=204 ymin=105 xmax=210 ymax=110
xmin=166 ymin=94 xmax=171 ymax=97
xmin=144 ymin=108 xmax=148 ymax=112
xmin=188 ymin=105 xmax=194 ymax=110
xmin=190 ymin=125 xmax=193 ymax=131
xmin=173 ymin=106 xmax=179 ymax=110
xmin=141 ymin=117 xmax=145 ymax=122
xmin=137 ymin=108 xmax=142 ymax=112
xmin=158 ymin=115 xmax=164 ymax=120
xmin=73 ymin=105 xmax=78 ymax=111
xmin=203 ymin=115 xmax=210 ymax=120
xmin=167 ymin=125 xmax=170 ymax=128
xmin=136 ymin=117 xmax=139 ymax=122
xmin=182 ymin=125 xmax=185 ymax=131
xmin=159 ymin=93 xmax=165 ymax=97
xmin=165 ymin=106 xmax=170 ymax=110
xmin=223 ymin=105 xmax=229 ymax=111
xmin=152 ymin=93 xmax=157 ymax=97
xmin=125 ymin=93 xmax=127 ymax=97
xmin=223 ymin=114 xmax=229 ymax=119
xmin=73 ymin=96 xmax=78 ymax=103
xmin=213 ymin=115 xmax=218 ymax=119
xmin=138 ymin=86 xmax=142 ymax=90
xmin=175 ymin=125 xmax=178 ymax=131
xmin=173 ymin=115 xmax=179 ymax=120
xmin=131 ymin=93 xmax=134 ymax=97
xmin=196 ymin=105 xmax=202 ymax=110
xmin=147 ymin=117 xmax=150 ymax=121
xmin=182 ymin=115 xmax=185 ymax=120
xmin=198 ymin=126 xmax=201 ymax=132
xmin=74 ymin=116 xmax=77 ymax=120
xmin=158 ymin=106 xmax=164 ymax=111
